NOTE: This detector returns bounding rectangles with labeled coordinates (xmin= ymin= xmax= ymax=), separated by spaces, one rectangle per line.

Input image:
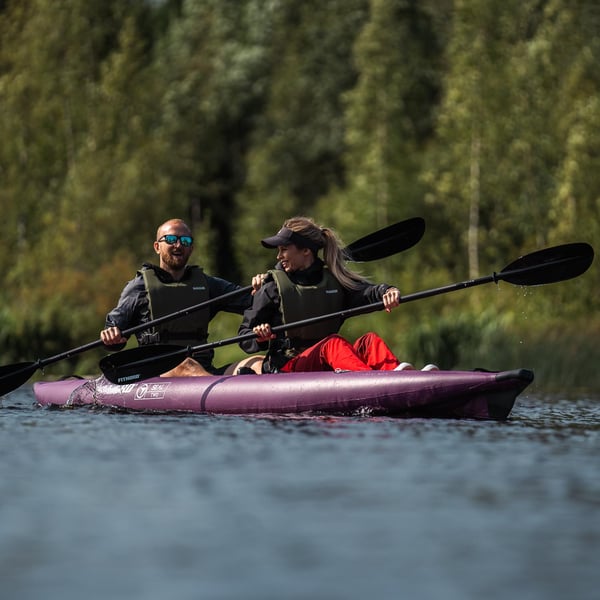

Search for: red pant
xmin=280 ymin=332 xmax=400 ymax=373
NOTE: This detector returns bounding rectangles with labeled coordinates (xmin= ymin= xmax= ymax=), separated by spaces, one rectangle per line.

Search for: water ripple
xmin=1 ymin=386 xmax=599 ymax=600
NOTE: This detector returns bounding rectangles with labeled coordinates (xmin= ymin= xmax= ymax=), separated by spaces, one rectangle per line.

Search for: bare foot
xmin=224 ymin=355 xmax=265 ymax=375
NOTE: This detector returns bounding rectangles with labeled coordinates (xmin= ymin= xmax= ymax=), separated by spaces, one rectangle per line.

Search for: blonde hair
xmin=282 ymin=216 xmax=369 ymax=290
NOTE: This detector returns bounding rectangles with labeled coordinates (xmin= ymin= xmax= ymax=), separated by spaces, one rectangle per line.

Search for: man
xmin=101 ymin=218 xmax=263 ymax=376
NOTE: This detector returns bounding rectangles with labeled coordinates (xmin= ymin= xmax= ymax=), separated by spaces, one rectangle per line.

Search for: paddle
xmin=0 ymin=217 xmax=425 ymax=396
xmin=99 ymin=242 xmax=594 ymax=385
xmin=343 ymin=217 xmax=425 ymax=262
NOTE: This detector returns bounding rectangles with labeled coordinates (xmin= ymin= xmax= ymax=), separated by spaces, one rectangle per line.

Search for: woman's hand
xmin=253 ymin=323 xmax=276 ymax=343
xmin=251 ymin=273 xmax=268 ymax=295
xmin=382 ymin=287 xmax=401 ymax=313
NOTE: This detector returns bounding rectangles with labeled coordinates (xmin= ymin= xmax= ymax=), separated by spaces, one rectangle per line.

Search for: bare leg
xmin=224 ymin=355 xmax=265 ymax=375
xmin=160 ymin=357 xmax=212 ymax=377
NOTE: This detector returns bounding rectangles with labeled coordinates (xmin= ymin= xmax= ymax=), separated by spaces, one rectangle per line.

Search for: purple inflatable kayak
xmin=33 ymin=368 xmax=533 ymax=420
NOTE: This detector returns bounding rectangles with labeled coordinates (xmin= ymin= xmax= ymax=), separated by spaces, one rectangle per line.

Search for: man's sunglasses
xmin=157 ymin=235 xmax=194 ymax=247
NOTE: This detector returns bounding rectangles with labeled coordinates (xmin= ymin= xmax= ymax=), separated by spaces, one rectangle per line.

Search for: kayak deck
xmin=33 ymin=368 xmax=534 ymax=421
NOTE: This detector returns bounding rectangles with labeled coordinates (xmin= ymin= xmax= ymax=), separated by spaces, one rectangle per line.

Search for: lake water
xmin=1 ymin=386 xmax=599 ymax=600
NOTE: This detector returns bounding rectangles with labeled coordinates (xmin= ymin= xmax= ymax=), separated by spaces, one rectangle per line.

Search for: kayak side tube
xmin=34 ymin=368 xmax=534 ymax=420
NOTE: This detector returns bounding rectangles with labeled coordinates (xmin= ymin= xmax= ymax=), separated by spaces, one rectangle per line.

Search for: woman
xmin=238 ymin=216 xmax=436 ymax=373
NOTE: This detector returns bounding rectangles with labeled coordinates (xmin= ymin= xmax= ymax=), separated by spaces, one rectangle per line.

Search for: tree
xmin=154 ymin=0 xmax=275 ymax=281
xmin=233 ymin=0 xmax=369 ymax=276
xmin=0 ymin=0 xmax=157 ymax=358
xmin=305 ymin=0 xmax=443 ymax=304
xmin=421 ymin=0 xmax=554 ymax=278
xmin=544 ymin=0 xmax=600 ymax=313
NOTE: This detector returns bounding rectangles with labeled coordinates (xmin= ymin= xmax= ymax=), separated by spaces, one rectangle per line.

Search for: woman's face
xmin=276 ymin=244 xmax=314 ymax=273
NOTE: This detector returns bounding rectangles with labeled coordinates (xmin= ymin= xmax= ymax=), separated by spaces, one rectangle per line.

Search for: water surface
xmin=1 ymin=387 xmax=598 ymax=600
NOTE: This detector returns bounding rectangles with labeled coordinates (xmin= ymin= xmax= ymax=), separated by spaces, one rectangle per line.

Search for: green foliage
xmin=340 ymin=0 xmax=440 ymax=219
xmin=0 ymin=0 xmax=598 ymax=388
xmin=234 ymin=0 xmax=369 ymax=276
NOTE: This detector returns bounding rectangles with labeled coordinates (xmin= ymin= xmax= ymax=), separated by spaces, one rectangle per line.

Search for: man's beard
xmin=162 ymin=253 xmax=187 ymax=270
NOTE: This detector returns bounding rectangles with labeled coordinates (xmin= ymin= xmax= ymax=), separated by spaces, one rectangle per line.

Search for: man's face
xmin=154 ymin=223 xmax=194 ymax=272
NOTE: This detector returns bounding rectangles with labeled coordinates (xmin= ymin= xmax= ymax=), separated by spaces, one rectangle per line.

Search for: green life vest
xmin=141 ymin=266 xmax=210 ymax=346
xmin=270 ymin=267 xmax=345 ymax=352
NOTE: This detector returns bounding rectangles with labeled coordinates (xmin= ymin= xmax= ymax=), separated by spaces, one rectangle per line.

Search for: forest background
xmin=0 ymin=0 xmax=598 ymax=391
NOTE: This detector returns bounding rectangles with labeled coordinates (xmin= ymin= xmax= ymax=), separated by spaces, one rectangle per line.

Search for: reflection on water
xmin=1 ymin=387 xmax=599 ymax=600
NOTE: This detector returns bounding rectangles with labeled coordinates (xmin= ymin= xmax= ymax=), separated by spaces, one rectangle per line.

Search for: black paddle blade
xmin=343 ymin=217 xmax=425 ymax=262
xmin=99 ymin=345 xmax=188 ymax=385
xmin=500 ymin=242 xmax=594 ymax=286
xmin=0 ymin=362 xmax=38 ymax=396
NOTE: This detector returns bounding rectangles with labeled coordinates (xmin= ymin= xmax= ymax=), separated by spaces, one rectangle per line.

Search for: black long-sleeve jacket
xmin=238 ymin=259 xmax=394 ymax=372
xmin=105 ymin=263 xmax=252 ymax=370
